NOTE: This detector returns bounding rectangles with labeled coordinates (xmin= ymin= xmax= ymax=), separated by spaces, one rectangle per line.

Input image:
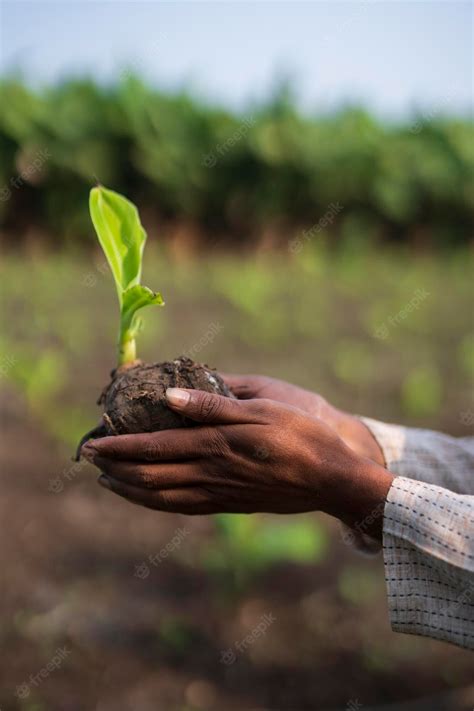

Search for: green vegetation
xmin=2 ymin=244 xmax=472 ymax=586
xmin=89 ymin=186 xmax=164 ymax=364
xmin=1 ymin=76 xmax=472 ymax=588
xmin=201 ymin=514 xmax=329 ymax=590
xmin=0 ymin=76 xmax=473 ymax=247
xmin=1 ymin=245 xmax=472 ymax=449
xmin=1 ymin=73 xmax=472 ymax=709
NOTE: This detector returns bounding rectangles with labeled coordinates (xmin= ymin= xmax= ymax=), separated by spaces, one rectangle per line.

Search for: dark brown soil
xmin=101 ymin=356 xmax=232 ymax=435
xmin=3 ymin=388 xmax=474 ymax=711
xmin=76 ymin=357 xmax=233 ymax=456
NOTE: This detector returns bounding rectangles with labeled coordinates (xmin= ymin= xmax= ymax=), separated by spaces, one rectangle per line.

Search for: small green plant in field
xmin=77 ymin=185 xmax=229 ymax=450
xmin=89 ymin=186 xmax=164 ymax=365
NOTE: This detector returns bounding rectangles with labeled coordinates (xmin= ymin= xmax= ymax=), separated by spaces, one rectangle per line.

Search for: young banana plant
xmin=89 ymin=186 xmax=164 ymax=365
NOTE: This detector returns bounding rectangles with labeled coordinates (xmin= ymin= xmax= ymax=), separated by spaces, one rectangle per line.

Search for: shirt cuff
xmin=359 ymin=416 xmax=407 ymax=470
xmin=382 ymin=476 xmax=474 ymax=649
xmin=384 ymin=476 xmax=474 ymax=571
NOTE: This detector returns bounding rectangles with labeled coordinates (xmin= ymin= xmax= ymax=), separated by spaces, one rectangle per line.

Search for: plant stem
xmin=118 ymin=331 xmax=136 ymax=365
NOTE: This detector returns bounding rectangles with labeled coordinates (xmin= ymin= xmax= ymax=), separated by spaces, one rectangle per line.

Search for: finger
xmin=94 ymin=457 xmax=204 ymax=489
xmin=74 ymin=419 xmax=107 ymax=461
xmin=82 ymin=427 xmax=219 ymax=462
xmin=97 ymin=475 xmax=217 ymax=514
xmin=220 ymin=374 xmax=264 ymax=399
xmin=165 ymin=388 xmax=271 ymax=424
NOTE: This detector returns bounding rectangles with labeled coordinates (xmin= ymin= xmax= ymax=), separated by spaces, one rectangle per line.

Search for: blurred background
xmin=0 ymin=1 xmax=473 ymax=710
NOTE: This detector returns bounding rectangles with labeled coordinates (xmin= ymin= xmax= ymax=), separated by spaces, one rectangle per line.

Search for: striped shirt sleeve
xmin=360 ymin=418 xmax=474 ymax=649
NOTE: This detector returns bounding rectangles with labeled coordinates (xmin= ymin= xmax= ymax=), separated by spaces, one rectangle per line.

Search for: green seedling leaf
xmin=122 ymin=284 xmax=164 ymax=323
xmin=89 ymin=185 xmax=164 ymax=364
xmin=89 ymin=186 xmax=146 ymax=304
xmin=121 ymin=284 xmax=164 ymax=338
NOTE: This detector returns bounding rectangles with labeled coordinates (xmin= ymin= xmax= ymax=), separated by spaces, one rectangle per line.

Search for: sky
xmin=0 ymin=1 xmax=472 ymax=117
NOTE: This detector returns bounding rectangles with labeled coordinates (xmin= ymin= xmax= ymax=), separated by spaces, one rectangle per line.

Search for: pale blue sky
xmin=0 ymin=1 xmax=472 ymax=117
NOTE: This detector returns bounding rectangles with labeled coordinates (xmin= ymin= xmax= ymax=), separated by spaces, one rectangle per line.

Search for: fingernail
xmin=97 ymin=474 xmax=112 ymax=491
xmin=82 ymin=443 xmax=97 ymax=463
xmin=166 ymin=387 xmax=191 ymax=408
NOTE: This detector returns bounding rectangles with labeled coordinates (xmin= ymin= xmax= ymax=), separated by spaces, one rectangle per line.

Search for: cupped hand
xmin=223 ymin=373 xmax=328 ymax=419
xmin=81 ymin=388 xmax=392 ymax=537
xmin=223 ymin=374 xmax=385 ymax=466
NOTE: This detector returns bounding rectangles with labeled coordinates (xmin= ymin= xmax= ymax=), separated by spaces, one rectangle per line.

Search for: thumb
xmin=220 ymin=373 xmax=262 ymax=399
xmin=165 ymin=387 xmax=265 ymax=424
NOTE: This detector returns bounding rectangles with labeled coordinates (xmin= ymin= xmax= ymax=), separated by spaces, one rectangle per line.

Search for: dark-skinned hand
xmin=82 ymin=388 xmax=392 ymax=539
xmin=223 ymin=373 xmax=385 ymax=466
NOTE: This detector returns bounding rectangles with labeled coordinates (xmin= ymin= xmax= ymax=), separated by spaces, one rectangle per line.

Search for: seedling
xmin=89 ymin=186 xmax=164 ymax=365
xmin=76 ymin=186 xmax=231 ymax=457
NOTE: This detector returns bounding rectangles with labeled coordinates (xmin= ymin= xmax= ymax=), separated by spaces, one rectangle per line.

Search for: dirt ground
xmin=1 ymin=386 xmax=473 ymax=711
xmin=1 ymin=250 xmax=473 ymax=710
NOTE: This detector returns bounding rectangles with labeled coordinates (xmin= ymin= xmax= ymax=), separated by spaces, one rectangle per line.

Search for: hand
xmin=82 ymin=389 xmax=393 ymax=538
xmin=223 ymin=374 xmax=385 ymax=467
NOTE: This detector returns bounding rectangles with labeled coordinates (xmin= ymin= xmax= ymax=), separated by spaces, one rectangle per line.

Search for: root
xmin=102 ymin=412 xmax=119 ymax=435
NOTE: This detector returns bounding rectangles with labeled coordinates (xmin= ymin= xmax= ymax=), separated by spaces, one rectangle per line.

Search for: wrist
xmin=338 ymin=460 xmax=394 ymax=540
xmin=324 ymin=405 xmax=385 ymax=467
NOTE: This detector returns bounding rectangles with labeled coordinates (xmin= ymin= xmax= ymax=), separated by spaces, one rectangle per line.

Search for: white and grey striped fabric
xmin=361 ymin=418 xmax=474 ymax=650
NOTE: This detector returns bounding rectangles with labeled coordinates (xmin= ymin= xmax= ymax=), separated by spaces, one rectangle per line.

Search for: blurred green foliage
xmin=0 ymin=76 xmax=473 ymax=246
xmin=1 ymin=244 xmax=472 ymax=446
xmin=338 ymin=565 xmax=380 ymax=605
xmin=201 ymin=514 xmax=328 ymax=586
xmin=402 ymin=365 xmax=443 ymax=417
xmin=1 ymin=245 xmax=472 ymax=575
xmin=1 ymin=77 xmax=473 ymax=707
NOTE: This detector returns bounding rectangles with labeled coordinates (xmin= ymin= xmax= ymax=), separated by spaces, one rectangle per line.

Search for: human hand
xmin=82 ymin=388 xmax=392 ymax=538
xmin=223 ymin=374 xmax=385 ymax=467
